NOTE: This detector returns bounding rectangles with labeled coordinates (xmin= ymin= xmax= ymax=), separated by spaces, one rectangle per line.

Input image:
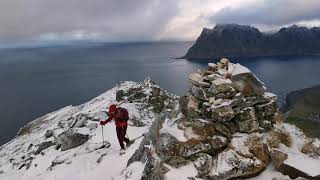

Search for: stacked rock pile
xmin=128 ymin=59 xmax=281 ymax=179
xmin=187 ymin=58 xmax=277 ymax=133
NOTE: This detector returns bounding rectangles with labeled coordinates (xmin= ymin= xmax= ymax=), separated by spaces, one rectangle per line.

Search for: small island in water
xmin=183 ymin=24 xmax=320 ymax=59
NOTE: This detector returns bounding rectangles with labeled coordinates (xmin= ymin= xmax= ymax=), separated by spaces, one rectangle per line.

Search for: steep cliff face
xmin=183 ymin=24 xmax=320 ymax=59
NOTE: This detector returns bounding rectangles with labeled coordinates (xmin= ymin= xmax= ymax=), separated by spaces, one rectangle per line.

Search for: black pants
xmin=116 ymin=126 xmax=129 ymax=149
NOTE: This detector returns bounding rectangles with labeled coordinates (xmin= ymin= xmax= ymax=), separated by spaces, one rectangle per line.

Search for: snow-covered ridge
xmin=0 ymin=78 xmax=177 ymax=180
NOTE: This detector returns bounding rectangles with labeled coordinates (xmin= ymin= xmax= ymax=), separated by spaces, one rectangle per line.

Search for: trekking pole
xmin=101 ymin=125 xmax=105 ymax=146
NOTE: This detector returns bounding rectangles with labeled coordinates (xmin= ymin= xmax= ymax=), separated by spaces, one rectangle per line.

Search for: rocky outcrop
xmin=128 ymin=59 xmax=278 ymax=179
xmin=183 ymin=24 xmax=320 ymax=59
xmin=56 ymin=129 xmax=89 ymax=151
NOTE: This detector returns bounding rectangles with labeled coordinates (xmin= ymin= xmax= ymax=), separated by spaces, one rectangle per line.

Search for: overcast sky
xmin=1 ymin=0 xmax=320 ymax=41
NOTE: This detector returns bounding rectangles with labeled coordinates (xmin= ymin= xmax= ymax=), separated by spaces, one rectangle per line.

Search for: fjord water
xmin=1 ymin=41 xmax=320 ymax=145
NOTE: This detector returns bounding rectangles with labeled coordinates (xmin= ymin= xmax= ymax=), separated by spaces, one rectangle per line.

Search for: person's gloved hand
xmin=100 ymin=121 xmax=107 ymax=126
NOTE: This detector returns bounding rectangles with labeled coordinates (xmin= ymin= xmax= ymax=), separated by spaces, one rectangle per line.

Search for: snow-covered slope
xmin=1 ymin=59 xmax=320 ymax=180
xmin=0 ymin=78 xmax=176 ymax=180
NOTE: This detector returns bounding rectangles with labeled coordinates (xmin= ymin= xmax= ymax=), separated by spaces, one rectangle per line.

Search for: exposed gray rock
xmin=189 ymin=84 xmax=211 ymax=101
xmin=255 ymin=100 xmax=277 ymax=120
xmin=141 ymin=156 xmax=168 ymax=180
xmin=35 ymin=141 xmax=56 ymax=155
xmin=116 ymin=90 xmax=125 ymax=102
xmin=187 ymin=97 xmax=202 ymax=119
xmin=57 ymin=130 xmax=89 ymax=151
xmin=235 ymin=107 xmax=256 ymax=121
xmin=231 ymin=72 xmax=265 ymax=96
xmin=44 ymin=130 xmax=53 ymax=138
xmin=209 ymin=78 xmax=237 ymax=99
xmin=209 ymin=103 xmax=235 ymax=122
xmin=236 ymin=118 xmax=259 ymax=133
xmin=152 ymin=87 xmax=161 ymax=97
xmin=127 ymin=112 xmax=167 ymax=166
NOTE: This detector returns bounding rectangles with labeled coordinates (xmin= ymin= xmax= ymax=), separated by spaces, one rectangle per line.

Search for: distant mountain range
xmin=183 ymin=24 xmax=320 ymax=59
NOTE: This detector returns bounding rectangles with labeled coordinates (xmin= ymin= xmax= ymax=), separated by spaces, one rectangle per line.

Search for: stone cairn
xmin=187 ymin=58 xmax=277 ymax=134
xmin=128 ymin=58 xmax=279 ymax=179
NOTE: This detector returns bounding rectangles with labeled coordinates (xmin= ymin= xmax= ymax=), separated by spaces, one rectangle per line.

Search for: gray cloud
xmin=1 ymin=0 xmax=320 ymax=41
xmin=0 ymin=0 xmax=179 ymax=41
xmin=210 ymin=0 xmax=320 ymax=27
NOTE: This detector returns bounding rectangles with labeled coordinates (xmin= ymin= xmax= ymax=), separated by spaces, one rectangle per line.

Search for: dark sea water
xmin=1 ymin=41 xmax=320 ymax=145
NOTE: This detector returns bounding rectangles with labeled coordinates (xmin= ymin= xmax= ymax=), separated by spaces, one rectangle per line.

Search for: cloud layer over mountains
xmin=0 ymin=0 xmax=319 ymax=41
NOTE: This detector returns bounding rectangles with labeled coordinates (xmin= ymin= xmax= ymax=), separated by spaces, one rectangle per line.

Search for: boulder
xmin=259 ymin=120 xmax=273 ymax=131
xmin=203 ymin=74 xmax=222 ymax=81
xmin=35 ymin=141 xmax=56 ymax=155
xmin=271 ymin=149 xmax=320 ymax=179
xmin=235 ymin=107 xmax=256 ymax=121
xmin=248 ymin=138 xmax=270 ymax=165
xmin=152 ymin=87 xmax=161 ymax=97
xmin=220 ymin=58 xmax=229 ymax=66
xmin=187 ymin=97 xmax=202 ymax=119
xmin=57 ymin=130 xmax=89 ymax=151
xmin=45 ymin=130 xmax=53 ymax=138
xmin=231 ymin=69 xmax=266 ymax=96
xmin=212 ymin=149 xmax=266 ymax=179
xmin=188 ymin=73 xmax=211 ymax=87
xmin=210 ymin=78 xmax=236 ymax=98
xmin=208 ymin=63 xmax=218 ymax=72
xmin=270 ymin=148 xmax=288 ymax=170
xmin=189 ymin=84 xmax=211 ymax=101
xmin=116 ymin=90 xmax=125 ymax=102
xmin=209 ymin=102 xmax=235 ymax=122
xmin=236 ymin=118 xmax=259 ymax=133
xmin=255 ymin=101 xmax=277 ymax=119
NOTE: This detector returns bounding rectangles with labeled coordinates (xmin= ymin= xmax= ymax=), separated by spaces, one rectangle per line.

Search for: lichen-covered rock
xmin=189 ymin=84 xmax=211 ymax=101
xmin=255 ymin=100 xmax=277 ymax=119
xmin=209 ymin=102 xmax=235 ymax=122
xmin=209 ymin=78 xmax=237 ymax=99
xmin=236 ymin=118 xmax=259 ymax=133
xmin=212 ymin=149 xmax=266 ymax=179
xmin=235 ymin=107 xmax=256 ymax=121
xmin=57 ymin=129 xmax=89 ymax=151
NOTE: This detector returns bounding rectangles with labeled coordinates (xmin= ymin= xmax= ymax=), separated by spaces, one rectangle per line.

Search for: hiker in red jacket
xmin=100 ymin=104 xmax=130 ymax=150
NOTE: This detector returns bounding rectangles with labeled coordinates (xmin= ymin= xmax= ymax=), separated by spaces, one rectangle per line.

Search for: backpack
xmin=115 ymin=107 xmax=129 ymax=122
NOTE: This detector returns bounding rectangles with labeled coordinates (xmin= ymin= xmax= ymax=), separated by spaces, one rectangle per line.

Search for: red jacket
xmin=104 ymin=107 xmax=128 ymax=127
